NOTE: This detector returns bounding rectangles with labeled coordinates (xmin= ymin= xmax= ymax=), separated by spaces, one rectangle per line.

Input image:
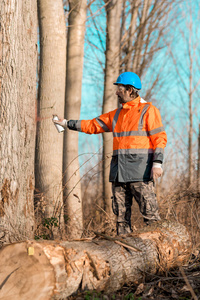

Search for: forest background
xmin=0 ymin=0 xmax=200 ymax=249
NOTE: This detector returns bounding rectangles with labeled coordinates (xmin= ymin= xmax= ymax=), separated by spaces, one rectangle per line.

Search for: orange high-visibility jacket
xmin=68 ymin=97 xmax=167 ymax=182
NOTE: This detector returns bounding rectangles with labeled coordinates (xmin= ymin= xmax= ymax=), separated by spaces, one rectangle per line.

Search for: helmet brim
xmin=113 ymin=82 xmax=141 ymax=90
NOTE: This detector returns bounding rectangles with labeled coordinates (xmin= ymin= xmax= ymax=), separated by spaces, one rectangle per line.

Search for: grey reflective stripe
xmin=76 ymin=120 xmax=82 ymax=131
xmin=138 ymin=104 xmax=150 ymax=130
xmin=113 ymin=130 xmax=149 ymax=137
xmin=148 ymin=126 xmax=165 ymax=136
xmin=95 ymin=117 xmax=110 ymax=132
xmin=154 ymin=147 xmax=164 ymax=154
xmin=113 ymin=148 xmax=154 ymax=155
xmin=153 ymin=147 xmax=164 ymax=162
xmin=112 ymin=108 xmax=122 ymax=132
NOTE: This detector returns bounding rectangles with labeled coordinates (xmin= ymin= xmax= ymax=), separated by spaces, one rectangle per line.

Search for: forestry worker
xmin=54 ymin=72 xmax=167 ymax=235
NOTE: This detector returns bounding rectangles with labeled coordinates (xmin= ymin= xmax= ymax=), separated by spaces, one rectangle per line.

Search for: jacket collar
xmin=122 ymin=96 xmax=141 ymax=109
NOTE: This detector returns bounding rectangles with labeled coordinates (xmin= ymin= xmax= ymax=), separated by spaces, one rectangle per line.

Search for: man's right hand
xmin=151 ymin=162 xmax=163 ymax=181
xmin=53 ymin=117 xmax=68 ymax=128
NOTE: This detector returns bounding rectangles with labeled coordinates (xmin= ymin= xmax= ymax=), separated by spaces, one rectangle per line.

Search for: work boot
xmin=117 ymin=222 xmax=132 ymax=235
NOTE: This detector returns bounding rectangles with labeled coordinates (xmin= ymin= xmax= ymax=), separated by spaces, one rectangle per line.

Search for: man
xmin=54 ymin=72 xmax=167 ymax=235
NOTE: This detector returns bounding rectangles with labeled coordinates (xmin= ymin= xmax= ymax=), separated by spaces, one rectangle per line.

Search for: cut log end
xmin=0 ymin=241 xmax=55 ymax=300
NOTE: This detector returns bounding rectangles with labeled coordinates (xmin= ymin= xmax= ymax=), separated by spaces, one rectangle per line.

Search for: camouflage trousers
xmin=112 ymin=180 xmax=161 ymax=235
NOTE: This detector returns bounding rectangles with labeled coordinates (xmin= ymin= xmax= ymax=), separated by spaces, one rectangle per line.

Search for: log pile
xmin=0 ymin=220 xmax=192 ymax=300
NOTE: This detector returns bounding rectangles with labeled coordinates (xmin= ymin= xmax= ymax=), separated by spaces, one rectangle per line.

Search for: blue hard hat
xmin=113 ymin=72 xmax=142 ymax=90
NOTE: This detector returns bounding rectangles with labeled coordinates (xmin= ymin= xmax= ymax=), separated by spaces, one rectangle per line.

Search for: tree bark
xmin=126 ymin=0 xmax=140 ymax=72
xmin=0 ymin=0 xmax=37 ymax=243
xmin=63 ymin=0 xmax=87 ymax=238
xmin=188 ymin=17 xmax=193 ymax=187
xmin=132 ymin=0 xmax=150 ymax=75
xmin=103 ymin=0 xmax=122 ymax=216
xmin=0 ymin=221 xmax=191 ymax=299
xmin=36 ymin=0 xmax=66 ymax=237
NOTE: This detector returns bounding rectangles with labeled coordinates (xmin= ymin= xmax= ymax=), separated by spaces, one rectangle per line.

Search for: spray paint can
xmin=52 ymin=115 xmax=65 ymax=133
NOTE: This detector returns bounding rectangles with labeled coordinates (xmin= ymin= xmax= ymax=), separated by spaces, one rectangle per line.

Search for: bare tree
xmin=168 ymin=1 xmax=200 ymax=186
xmin=102 ymin=0 xmax=123 ymax=215
xmin=121 ymin=0 xmax=174 ymax=77
xmin=36 ymin=0 xmax=66 ymax=237
xmin=0 ymin=0 xmax=37 ymax=242
xmin=63 ymin=0 xmax=87 ymax=238
xmin=126 ymin=0 xmax=140 ymax=72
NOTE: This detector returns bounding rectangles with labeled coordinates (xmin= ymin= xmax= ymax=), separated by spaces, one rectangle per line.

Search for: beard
xmin=118 ymin=96 xmax=124 ymax=103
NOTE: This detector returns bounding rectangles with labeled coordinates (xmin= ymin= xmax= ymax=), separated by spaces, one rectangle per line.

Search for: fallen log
xmin=0 ymin=220 xmax=192 ymax=300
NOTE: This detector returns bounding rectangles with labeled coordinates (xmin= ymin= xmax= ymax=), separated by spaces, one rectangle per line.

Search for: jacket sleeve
xmin=67 ymin=111 xmax=114 ymax=134
xmin=146 ymin=105 xmax=167 ymax=162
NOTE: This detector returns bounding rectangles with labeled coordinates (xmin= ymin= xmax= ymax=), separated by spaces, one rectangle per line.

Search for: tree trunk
xmin=188 ymin=91 xmax=193 ymax=186
xmin=188 ymin=23 xmax=193 ymax=187
xmin=126 ymin=0 xmax=140 ymax=72
xmin=132 ymin=0 xmax=150 ymax=75
xmin=0 ymin=0 xmax=37 ymax=243
xmin=63 ymin=0 xmax=87 ymax=238
xmin=0 ymin=221 xmax=191 ymax=299
xmin=36 ymin=0 xmax=66 ymax=237
xmin=103 ymin=0 xmax=122 ymax=216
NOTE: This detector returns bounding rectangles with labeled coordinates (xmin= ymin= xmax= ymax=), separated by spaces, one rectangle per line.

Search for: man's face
xmin=115 ymin=84 xmax=133 ymax=104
